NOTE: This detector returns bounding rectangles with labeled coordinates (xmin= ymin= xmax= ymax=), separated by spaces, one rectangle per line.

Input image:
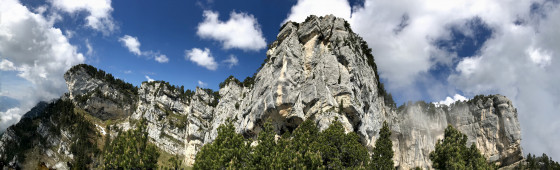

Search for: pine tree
xmin=193 ymin=121 xmax=250 ymax=169
xmin=103 ymin=119 xmax=160 ymax=169
xmin=291 ymin=119 xmax=323 ymax=168
xmin=429 ymin=125 xmax=494 ymax=170
xmin=251 ymin=121 xmax=277 ymax=169
xmin=371 ymin=121 xmax=394 ymax=170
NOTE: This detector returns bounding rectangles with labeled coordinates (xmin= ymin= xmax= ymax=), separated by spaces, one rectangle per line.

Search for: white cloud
xmin=0 ymin=107 xmax=22 ymax=132
xmin=434 ymin=94 xmax=468 ymax=106
xmin=65 ymin=30 xmax=75 ymax=38
xmin=85 ymin=39 xmax=93 ymax=56
xmin=185 ymin=48 xmax=218 ymax=70
xmin=0 ymin=59 xmax=17 ymax=71
xmin=223 ymin=55 xmax=238 ymax=68
xmin=283 ymin=0 xmax=351 ymax=24
xmin=198 ymin=80 xmax=207 ymax=88
xmin=145 ymin=75 xmax=154 ymax=82
xmin=526 ymin=46 xmax=552 ymax=67
xmin=284 ymin=0 xmax=560 ymax=159
xmin=197 ymin=10 xmax=266 ymax=51
xmin=0 ymin=0 xmax=85 ymax=131
xmin=119 ymin=35 xmax=142 ymax=56
xmin=49 ymin=0 xmax=116 ymax=34
xmin=155 ymin=54 xmax=169 ymax=63
xmin=119 ymin=35 xmax=169 ymax=63
xmin=124 ymin=70 xmax=132 ymax=74
xmin=456 ymin=56 xmax=482 ymax=76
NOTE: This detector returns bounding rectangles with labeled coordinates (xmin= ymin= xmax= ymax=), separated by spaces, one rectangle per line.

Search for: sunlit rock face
xmin=392 ymin=95 xmax=522 ymax=169
xmin=0 ymin=15 xmax=522 ymax=169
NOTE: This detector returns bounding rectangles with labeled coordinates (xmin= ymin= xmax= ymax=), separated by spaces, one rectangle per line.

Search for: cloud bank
xmin=0 ymin=0 xmax=85 ymax=131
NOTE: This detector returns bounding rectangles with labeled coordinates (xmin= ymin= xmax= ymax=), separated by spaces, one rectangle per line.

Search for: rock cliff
xmin=0 ymin=15 xmax=522 ymax=169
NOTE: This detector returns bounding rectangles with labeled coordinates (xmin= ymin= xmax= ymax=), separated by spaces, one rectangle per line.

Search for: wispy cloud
xmin=223 ymin=55 xmax=238 ymax=68
xmin=119 ymin=35 xmax=169 ymax=63
xmin=145 ymin=75 xmax=154 ymax=82
xmin=198 ymin=80 xmax=208 ymax=88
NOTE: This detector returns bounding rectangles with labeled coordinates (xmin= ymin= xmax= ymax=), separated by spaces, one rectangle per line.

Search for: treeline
xmin=103 ymin=119 xmax=160 ymax=169
xmin=518 ymin=153 xmax=560 ymax=169
xmin=194 ymin=119 xmax=394 ymax=169
xmin=194 ymin=119 xmax=503 ymax=170
xmin=218 ymin=75 xmax=256 ymax=89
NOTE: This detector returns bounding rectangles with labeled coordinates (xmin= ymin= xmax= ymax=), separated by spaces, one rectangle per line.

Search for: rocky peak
xmin=64 ymin=64 xmax=138 ymax=120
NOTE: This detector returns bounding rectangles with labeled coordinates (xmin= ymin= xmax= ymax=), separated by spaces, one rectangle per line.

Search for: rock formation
xmin=0 ymin=15 xmax=522 ymax=169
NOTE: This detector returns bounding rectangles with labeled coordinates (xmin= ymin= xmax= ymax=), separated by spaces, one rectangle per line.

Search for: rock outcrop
xmin=0 ymin=15 xmax=522 ymax=169
xmin=64 ymin=65 xmax=137 ymax=120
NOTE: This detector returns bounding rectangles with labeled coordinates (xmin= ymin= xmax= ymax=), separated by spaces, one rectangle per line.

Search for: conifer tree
xmin=429 ymin=125 xmax=494 ymax=170
xmin=193 ymin=121 xmax=250 ymax=169
xmin=371 ymin=121 xmax=394 ymax=170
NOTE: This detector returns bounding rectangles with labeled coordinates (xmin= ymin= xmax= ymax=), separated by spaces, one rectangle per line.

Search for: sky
xmin=1 ymin=0 xmax=559 ymax=160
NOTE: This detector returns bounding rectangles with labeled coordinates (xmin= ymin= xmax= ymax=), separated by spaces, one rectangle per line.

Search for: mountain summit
xmin=0 ymin=15 xmax=522 ymax=169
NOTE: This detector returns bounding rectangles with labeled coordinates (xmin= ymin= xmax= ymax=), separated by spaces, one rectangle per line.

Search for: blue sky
xmin=1 ymin=0 xmax=560 ymax=160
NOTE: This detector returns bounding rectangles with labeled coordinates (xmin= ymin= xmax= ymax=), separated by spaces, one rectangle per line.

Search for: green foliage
xmin=429 ymin=125 xmax=495 ymax=170
xmin=103 ymin=119 xmax=160 ymax=169
xmin=520 ymin=153 xmax=560 ymax=170
xmin=194 ymin=119 xmax=372 ymax=169
xmin=219 ymin=75 xmax=242 ymax=88
xmin=200 ymin=88 xmax=220 ymax=107
xmin=371 ymin=121 xmax=394 ymax=170
xmin=193 ymin=121 xmax=250 ymax=169
xmin=415 ymin=101 xmax=437 ymax=115
xmin=0 ymin=117 xmax=37 ymax=164
xmin=242 ymin=76 xmax=255 ymax=88
xmin=1 ymin=99 xmax=100 ymax=169
xmin=168 ymin=154 xmax=182 ymax=170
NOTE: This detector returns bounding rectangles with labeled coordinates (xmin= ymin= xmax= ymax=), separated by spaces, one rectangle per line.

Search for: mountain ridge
xmin=0 ymin=15 xmax=522 ymax=169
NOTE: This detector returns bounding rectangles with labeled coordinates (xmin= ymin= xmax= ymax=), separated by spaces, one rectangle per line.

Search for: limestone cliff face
xmin=64 ymin=66 xmax=137 ymax=120
xmin=0 ymin=15 xmax=522 ymax=169
xmin=392 ymin=95 xmax=522 ymax=169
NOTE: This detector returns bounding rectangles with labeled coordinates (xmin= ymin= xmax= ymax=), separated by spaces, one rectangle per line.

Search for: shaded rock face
xmin=1 ymin=15 xmax=522 ymax=169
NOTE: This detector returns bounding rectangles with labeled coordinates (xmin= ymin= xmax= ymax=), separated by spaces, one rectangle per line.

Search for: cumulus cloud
xmin=49 ymin=0 xmax=116 ymax=34
xmin=119 ymin=35 xmax=142 ymax=56
xmin=198 ymin=80 xmax=207 ymax=88
xmin=155 ymin=55 xmax=169 ymax=63
xmin=0 ymin=0 xmax=85 ymax=131
xmin=434 ymin=94 xmax=468 ymax=106
xmin=145 ymin=75 xmax=154 ymax=82
xmin=283 ymin=0 xmax=351 ymax=24
xmin=197 ymin=10 xmax=266 ymax=51
xmin=0 ymin=59 xmax=17 ymax=71
xmin=285 ymin=0 xmax=560 ymax=159
xmin=0 ymin=107 xmax=22 ymax=132
xmin=119 ymin=35 xmax=169 ymax=63
xmin=223 ymin=55 xmax=238 ymax=68
xmin=185 ymin=48 xmax=218 ymax=70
